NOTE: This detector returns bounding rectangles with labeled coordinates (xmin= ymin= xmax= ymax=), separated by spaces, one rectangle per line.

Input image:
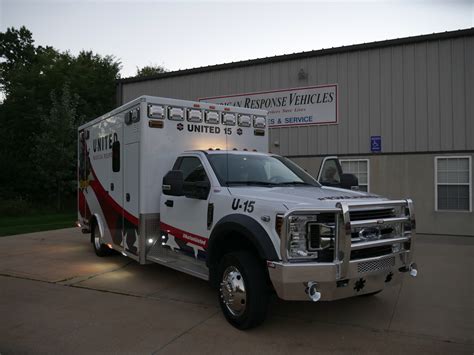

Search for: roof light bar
xmin=147 ymin=104 xmax=165 ymax=119
xmin=187 ymin=108 xmax=202 ymax=122
xmin=205 ymin=111 xmax=219 ymax=124
xmin=238 ymin=114 xmax=251 ymax=127
xmin=253 ymin=116 xmax=266 ymax=128
xmin=168 ymin=107 xmax=184 ymax=121
xmin=222 ymin=112 xmax=236 ymax=125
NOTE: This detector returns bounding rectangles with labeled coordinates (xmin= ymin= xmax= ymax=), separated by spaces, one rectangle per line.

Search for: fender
xmin=207 ymin=213 xmax=279 ymax=268
xmin=90 ymin=213 xmax=105 ymax=243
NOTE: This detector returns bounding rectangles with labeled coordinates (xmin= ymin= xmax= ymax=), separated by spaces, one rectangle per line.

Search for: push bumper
xmin=268 ymin=250 xmax=415 ymax=301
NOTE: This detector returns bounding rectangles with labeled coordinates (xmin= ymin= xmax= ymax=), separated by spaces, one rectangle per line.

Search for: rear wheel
xmin=217 ymin=251 xmax=269 ymax=329
xmin=92 ymin=222 xmax=111 ymax=257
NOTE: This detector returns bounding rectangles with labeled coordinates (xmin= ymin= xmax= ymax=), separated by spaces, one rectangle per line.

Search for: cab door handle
xmin=165 ymin=200 xmax=174 ymax=207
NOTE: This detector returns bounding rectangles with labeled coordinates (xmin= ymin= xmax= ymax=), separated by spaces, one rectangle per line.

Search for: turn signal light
xmin=275 ymin=214 xmax=284 ymax=237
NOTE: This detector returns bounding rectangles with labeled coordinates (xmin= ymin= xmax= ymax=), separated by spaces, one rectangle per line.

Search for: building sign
xmin=200 ymin=84 xmax=338 ymax=128
xmin=371 ymin=136 xmax=382 ymax=152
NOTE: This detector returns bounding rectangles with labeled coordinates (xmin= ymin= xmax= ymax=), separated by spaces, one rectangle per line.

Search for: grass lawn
xmin=0 ymin=212 xmax=77 ymax=237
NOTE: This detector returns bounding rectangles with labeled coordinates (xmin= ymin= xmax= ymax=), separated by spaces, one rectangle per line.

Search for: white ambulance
xmin=77 ymin=96 xmax=417 ymax=329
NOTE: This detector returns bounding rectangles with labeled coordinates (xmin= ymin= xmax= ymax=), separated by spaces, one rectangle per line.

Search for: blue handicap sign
xmin=371 ymin=136 xmax=382 ymax=152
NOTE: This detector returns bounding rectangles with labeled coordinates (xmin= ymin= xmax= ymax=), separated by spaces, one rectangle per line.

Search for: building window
xmin=435 ymin=156 xmax=471 ymax=211
xmin=340 ymin=159 xmax=369 ymax=192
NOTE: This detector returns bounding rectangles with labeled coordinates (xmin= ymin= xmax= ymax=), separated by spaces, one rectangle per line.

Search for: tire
xmin=92 ymin=222 xmax=111 ymax=257
xmin=217 ymin=251 xmax=269 ymax=330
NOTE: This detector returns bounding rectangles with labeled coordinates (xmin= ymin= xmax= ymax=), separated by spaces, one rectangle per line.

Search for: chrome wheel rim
xmin=93 ymin=225 xmax=102 ymax=250
xmin=219 ymin=266 xmax=247 ymax=316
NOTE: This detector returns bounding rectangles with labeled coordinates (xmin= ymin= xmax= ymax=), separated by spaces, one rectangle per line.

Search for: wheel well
xmin=208 ymin=231 xmax=269 ymax=288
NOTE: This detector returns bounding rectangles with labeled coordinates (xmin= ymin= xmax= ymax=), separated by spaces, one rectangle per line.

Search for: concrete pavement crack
xmin=387 ymin=281 xmax=403 ymax=331
xmin=63 ymin=260 xmax=134 ymax=285
xmin=0 ymin=273 xmax=216 ymax=310
xmin=150 ymin=310 xmax=220 ymax=355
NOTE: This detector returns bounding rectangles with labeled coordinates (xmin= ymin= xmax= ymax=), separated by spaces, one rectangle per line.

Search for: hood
xmin=228 ymin=185 xmax=385 ymax=210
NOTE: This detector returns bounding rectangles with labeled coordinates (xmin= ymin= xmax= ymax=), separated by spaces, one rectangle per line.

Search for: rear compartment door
xmin=78 ymin=130 xmax=91 ymax=224
xmin=122 ymin=107 xmax=141 ymax=257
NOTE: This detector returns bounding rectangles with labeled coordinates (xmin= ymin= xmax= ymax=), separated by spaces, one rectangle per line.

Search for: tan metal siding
xmin=403 ymin=44 xmax=416 ymax=152
xmin=467 ymin=37 xmax=474 ymax=150
xmin=452 ymin=38 xmax=466 ymax=151
xmin=427 ymin=41 xmax=441 ymax=151
xmin=121 ymin=35 xmax=474 ymax=155
xmin=380 ymin=47 xmax=393 ymax=152
xmin=414 ymin=42 xmax=428 ymax=151
xmin=439 ymin=40 xmax=454 ymax=151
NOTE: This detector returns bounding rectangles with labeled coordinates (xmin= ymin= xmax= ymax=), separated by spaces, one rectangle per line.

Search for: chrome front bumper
xmin=268 ymin=250 xmax=414 ymax=301
xmin=270 ymin=199 xmax=417 ymax=301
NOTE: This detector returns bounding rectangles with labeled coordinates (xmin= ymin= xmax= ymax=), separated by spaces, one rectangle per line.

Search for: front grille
xmin=349 ymin=208 xmax=396 ymax=221
xmin=357 ymin=256 xmax=395 ymax=274
xmin=351 ymin=245 xmax=393 ymax=260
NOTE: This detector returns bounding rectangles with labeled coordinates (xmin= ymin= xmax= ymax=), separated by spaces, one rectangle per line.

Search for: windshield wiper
xmin=226 ymin=181 xmax=278 ymax=187
xmin=276 ymin=181 xmax=315 ymax=186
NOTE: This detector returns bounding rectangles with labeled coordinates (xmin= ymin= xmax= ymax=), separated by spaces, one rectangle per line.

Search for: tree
xmin=0 ymin=26 xmax=121 ymax=209
xmin=33 ymin=83 xmax=83 ymax=210
xmin=135 ymin=64 xmax=167 ymax=78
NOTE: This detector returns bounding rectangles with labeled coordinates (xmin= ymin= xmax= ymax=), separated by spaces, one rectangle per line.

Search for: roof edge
xmin=118 ymin=27 xmax=474 ymax=85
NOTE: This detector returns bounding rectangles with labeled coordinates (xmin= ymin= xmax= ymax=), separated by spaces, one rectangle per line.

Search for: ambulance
xmin=77 ymin=96 xmax=417 ymax=329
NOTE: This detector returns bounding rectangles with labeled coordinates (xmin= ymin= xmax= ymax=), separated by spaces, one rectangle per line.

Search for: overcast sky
xmin=1 ymin=0 xmax=473 ymax=78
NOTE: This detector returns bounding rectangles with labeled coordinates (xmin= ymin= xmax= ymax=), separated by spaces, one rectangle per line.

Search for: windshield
xmin=207 ymin=153 xmax=320 ymax=187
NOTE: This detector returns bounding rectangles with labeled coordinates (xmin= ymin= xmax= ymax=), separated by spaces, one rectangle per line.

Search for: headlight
xmin=307 ymin=223 xmax=335 ymax=250
xmin=287 ymin=215 xmax=335 ymax=260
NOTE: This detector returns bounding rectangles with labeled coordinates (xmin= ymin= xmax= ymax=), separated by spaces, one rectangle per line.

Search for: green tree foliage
xmin=33 ymin=83 xmax=83 ymax=210
xmin=135 ymin=64 xmax=167 ymax=78
xmin=0 ymin=26 xmax=121 ymax=210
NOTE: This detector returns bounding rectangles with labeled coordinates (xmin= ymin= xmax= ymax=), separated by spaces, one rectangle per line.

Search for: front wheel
xmin=92 ymin=223 xmax=111 ymax=257
xmin=217 ymin=251 xmax=269 ymax=329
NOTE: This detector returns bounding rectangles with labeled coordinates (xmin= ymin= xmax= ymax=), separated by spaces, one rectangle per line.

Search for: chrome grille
xmin=357 ymin=256 xmax=395 ymax=274
xmin=350 ymin=208 xmax=396 ymax=221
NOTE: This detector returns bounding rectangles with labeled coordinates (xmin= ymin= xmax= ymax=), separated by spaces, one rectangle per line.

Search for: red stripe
xmin=78 ymin=190 xmax=91 ymax=219
xmin=89 ymin=168 xmax=139 ymax=227
xmin=160 ymin=222 xmax=208 ymax=249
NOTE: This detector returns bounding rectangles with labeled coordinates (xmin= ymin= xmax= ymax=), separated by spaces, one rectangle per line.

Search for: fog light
xmin=147 ymin=238 xmax=154 ymax=244
xmin=306 ymin=281 xmax=321 ymax=302
xmin=409 ymin=263 xmax=418 ymax=277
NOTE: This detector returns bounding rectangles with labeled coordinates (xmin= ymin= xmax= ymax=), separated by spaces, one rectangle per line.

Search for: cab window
xmin=177 ymin=157 xmax=209 ymax=183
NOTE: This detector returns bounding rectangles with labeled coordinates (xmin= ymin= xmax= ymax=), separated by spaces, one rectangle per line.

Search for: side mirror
xmin=183 ymin=181 xmax=210 ymax=200
xmin=340 ymin=173 xmax=359 ymax=190
xmin=162 ymin=170 xmax=183 ymax=196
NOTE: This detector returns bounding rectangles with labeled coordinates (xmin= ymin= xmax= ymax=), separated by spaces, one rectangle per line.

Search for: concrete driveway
xmin=0 ymin=228 xmax=472 ymax=354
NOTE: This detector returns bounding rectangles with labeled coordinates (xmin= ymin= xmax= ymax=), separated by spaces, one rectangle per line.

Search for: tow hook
xmin=305 ymin=281 xmax=321 ymax=302
xmin=409 ymin=263 xmax=418 ymax=277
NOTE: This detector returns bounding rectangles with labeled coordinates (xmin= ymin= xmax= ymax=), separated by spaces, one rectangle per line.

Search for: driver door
xmin=159 ymin=155 xmax=211 ymax=264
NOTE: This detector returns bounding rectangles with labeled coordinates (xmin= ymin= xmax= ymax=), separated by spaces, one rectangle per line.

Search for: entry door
xmin=159 ymin=156 xmax=211 ymax=263
xmin=123 ymin=142 xmax=140 ymax=257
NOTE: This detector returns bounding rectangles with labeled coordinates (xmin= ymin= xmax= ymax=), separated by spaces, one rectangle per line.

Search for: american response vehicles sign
xmin=200 ymin=84 xmax=338 ymax=128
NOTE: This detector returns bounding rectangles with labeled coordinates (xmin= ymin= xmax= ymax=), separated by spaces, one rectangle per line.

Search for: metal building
xmin=116 ymin=28 xmax=474 ymax=237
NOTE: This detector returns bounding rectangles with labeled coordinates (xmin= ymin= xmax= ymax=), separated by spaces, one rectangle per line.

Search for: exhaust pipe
xmin=409 ymin=263 xmax=418 ymax=277
xmin=306 ymin=281 xmax=321 ymax=302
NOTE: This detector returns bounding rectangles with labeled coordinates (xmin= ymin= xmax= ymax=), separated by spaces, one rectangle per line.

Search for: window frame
xmin=339 ymin=158 xmax=370 ymax=192
xmin=434 ymin=155 xmax=472 ymax=212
